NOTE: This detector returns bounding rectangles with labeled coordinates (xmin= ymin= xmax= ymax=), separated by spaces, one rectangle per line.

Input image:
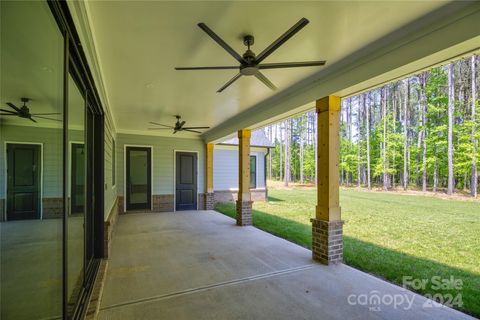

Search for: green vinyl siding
xmin=117 ymin=133 xmax=205 ymax=196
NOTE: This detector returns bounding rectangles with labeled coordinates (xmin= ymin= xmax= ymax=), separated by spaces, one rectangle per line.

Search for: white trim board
xmin=123 ymin=144 xmax=153 ymax=212
xmin=173 ymin=150 xmax=200 ymax=212
xmin=3 ymin=141 xmax=44 ymax=221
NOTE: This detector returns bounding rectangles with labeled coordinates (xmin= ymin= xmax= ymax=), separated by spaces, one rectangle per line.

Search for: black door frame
xmin=5 ymin=142 xmax=42 ymax=220
xmin=48 ymin=1 xmax=106 ymax=318
xmin=125 ymin=146 xmax=152 ymax=211
xmin=175 ymin=151 xmax=198 ymax=211
xmin=70 ymin=142 xmax=85 ymax=214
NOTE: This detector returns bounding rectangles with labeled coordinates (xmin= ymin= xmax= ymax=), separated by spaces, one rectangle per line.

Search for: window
xmin=112 ymin=138 xmax=116 ymax=186
xmin=250 ymin=155 xmax=256 ymax=189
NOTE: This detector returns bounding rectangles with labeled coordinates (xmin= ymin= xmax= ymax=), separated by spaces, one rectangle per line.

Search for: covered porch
xmin=98 ymin=210 xmax=471 ymax=320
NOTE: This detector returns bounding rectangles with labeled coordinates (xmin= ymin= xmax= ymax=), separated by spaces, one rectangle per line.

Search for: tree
xmin=366 ymin=93 xmax=371 ymax=190
xmin=471 ymin=55 xmax=478 ymax=197
xmin=447 ymin=63 xmax=455 ymax=195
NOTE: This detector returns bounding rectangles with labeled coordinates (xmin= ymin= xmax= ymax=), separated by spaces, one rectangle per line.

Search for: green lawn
xmin=215 ymin=188 xmax=480 ymax=317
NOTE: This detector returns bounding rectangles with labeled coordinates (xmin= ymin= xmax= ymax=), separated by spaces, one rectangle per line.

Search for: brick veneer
xmin=152 ymin=195 xmax=174 ymax=212
xmin=43 ymin=197 xmax=63 ymax=219
xmin=103 ymin=197 xmax=120 ymax=258
xmin=236 ymin=200 xmax=253 ymax=226
xmin=204 ymin=192 xmax=214 ymax=210
xmin=119 ymin=194 xmax=174 ymax=213
xmin=197 ymin=193 xmax=205 ymax=210
xmin=311 ymin=218 xmax=344 ymax=265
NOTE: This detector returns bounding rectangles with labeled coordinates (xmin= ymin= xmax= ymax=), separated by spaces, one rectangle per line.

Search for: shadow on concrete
xmin=214 ymin=203 xmax=480 ymax=318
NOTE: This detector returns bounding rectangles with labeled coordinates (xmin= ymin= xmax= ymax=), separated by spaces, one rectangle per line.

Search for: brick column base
xmin=311 ymin=218 xmax=344 ymax=265
xmin=205 ymin=192 xmax=215 ymax=210
xmin=236 ymin=200 xmax=253 ymax=226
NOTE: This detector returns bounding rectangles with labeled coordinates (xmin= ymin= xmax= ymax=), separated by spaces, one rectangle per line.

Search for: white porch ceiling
xmin=75 ymin=1 xmax=479 ymax=141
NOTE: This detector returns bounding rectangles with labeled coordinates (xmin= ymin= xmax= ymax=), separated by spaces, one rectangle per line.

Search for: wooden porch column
xmin=311 ymin=96 xmax=344 ymax=264
xmin=236 ymin=129 xmax=252 ymax=226
xmin=204 ymin=143 xmax=215 ymax=210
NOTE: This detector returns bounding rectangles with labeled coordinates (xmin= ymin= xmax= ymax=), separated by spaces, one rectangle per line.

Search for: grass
xmin=215 ymin=187 xmax=480 ymax=317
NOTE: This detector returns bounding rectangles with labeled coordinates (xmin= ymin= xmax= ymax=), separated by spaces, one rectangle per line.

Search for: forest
xmin=264 ymin=54 xmax=479 ymax=196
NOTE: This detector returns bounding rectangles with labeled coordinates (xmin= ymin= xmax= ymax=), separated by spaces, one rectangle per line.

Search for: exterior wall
xmin=0 ymin=125 xmax=82 ymax=219
xmin=104 ymin=115 xmax=117 ymax=219
xmin=213 ymin=145 xmax=266 ymax=191
xmin=116 ymin=133 xmax=205 ymax=211
xmin=214 ymin=189 xmax=267 ymax=202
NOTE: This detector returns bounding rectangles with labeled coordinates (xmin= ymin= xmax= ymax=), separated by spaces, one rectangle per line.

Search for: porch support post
xmin=311 ymin=96 xmax=344 ymax=265
xmin=236 ymin=129 xmax=252 ymax=226
xmin=205 ymin=143 xmax=215 ymax=210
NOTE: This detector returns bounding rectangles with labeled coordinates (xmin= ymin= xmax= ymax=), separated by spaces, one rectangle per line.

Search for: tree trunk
xmin=284 ymin=120 xmax=289 ymax=186
xmin=357 ymin=97 xmax=362 ymax=188
xmin=382 ymin=87 xmax=388 ymax=191
xmin=366 ymin=93 xmax=371 ymax=190
xmin=471 ymin=55 xmax=478 ymax=197
xmin=403 ymin=79 xmax=410 ymax=190
xmin=279 ymin=123 xmax=283 ymax=182
xmin=433 ymin=156 xmax=438 ymax=192
xmin=447 ymin=63 xmax=455 ymax=195
xmin=300 ymin=114 xmax=304 ymax=184
xmin=392 ymin=85 xmax=397 ymax=188
xmin=420 ymin=72 xmax=428 ymax=192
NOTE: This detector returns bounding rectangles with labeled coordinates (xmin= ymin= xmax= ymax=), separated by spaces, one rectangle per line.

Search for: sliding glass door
xmin=1 ymin=1 xmax=105 ymax=319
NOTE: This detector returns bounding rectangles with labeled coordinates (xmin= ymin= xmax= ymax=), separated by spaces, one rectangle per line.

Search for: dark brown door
xmin=126 ymin=147 xmax=151 ymax=210
xmin=176 ymin=152 xmax=197 ymax=211
xmin=7 ymin=144 xmax=41 ymax=220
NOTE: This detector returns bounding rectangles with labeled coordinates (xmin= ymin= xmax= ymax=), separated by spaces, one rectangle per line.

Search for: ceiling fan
xmin=148 ymin=115 xmax=210 ymax=134
xmin=1 ymin=98 xmax=61 ymax=122
xmin=175 ymin=17 xmax=326 ymax=93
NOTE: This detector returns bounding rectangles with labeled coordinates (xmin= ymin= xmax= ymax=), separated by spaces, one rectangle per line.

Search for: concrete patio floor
xmin=98 ymin=210 xmax=473 ymax=320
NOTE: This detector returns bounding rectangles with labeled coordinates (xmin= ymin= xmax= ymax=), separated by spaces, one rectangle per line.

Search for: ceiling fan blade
xmin=182 ymin=127 xmax=210 ymax=130
xmin=31 ymin=112 xmax=61 ymax=115
xmin=149 ymin=122 xmax=174 ymax=128
xmin=179 ymin=120 xmax=186 ymax=127
xmin=255 ymin=18 xmax=309 ymax=64
xmin=197 ymin=23 xmax=245 ymax=64
xmin=254 ymin=71 xmax=277 ymax=91
xmin=175 ymin=66 xmax=239 ymax=70
xmin=259 ymin=61 xmax=326 ymax=69
xmin=217 ymin=73 xmax=242 ymax=93
xmin=32 ymin=115 xmax=60 ymax=122
xmin=0 ymin=108 xmax=17 ymax=114
xmin=29 ymin=117 xmax=37 ymax=123
xmin=6 ymin=102 xmax=22 ymax=113
xmin=183 ymin=129 xmax=202 ymax=134
xmin=148 ymin=128 xmax=172 ymax=130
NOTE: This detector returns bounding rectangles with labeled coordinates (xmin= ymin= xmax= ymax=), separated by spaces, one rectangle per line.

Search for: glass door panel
xmin=67 ymin=74 xmax=85 ymax=317
xmin=126 ymin=147 xmax=151 ymax=210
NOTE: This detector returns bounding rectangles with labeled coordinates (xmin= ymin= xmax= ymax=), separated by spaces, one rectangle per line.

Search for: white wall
xmin=213 ymin=145 xmax=266 ymax=191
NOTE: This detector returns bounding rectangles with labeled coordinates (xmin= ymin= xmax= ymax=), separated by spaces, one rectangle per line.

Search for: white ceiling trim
xmin=67 ymin=0 xmax=117 ymax=133
xmin=202 ymin=1 xmax=480 ymax=143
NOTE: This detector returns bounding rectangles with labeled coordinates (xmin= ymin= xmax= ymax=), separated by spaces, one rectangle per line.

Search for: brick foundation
xmin=204 ymin=192 xmax=214 ymax=210
xmin=311 ymin=218 xmax=344 ymax=265
xmin=104 ymin=197 xmax=120 ymax=258
xmin=152 ymin=195 xmax=174 ymax=212
xmin=197 ymin=193 xmax=205 ymax=210
xmin=236 ymin=200 xmax=253 ymax=226
xmin=43 ymin=197 xmax=63 ymax=219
